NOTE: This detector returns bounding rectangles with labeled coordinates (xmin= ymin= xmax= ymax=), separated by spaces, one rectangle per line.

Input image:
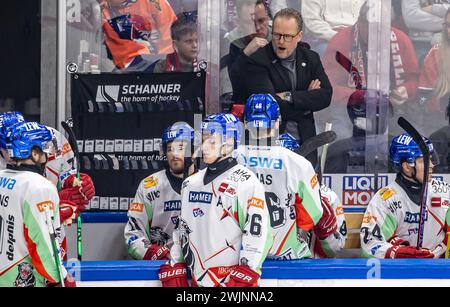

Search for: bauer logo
xmin=189 ymin=192 xmax=213 ymax=204
xmin=164 ymin=201 xmax=181 ymax=211
xmin=96 ymin=85 xmax=120 ymax=102
xmin=342 ymin=176 xmax=388 ymax=206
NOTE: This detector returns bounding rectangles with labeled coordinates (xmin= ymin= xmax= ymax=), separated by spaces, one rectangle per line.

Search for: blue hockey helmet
xmin=244 ymin=94 xmax=280 ymax=129
xmin=162 ymin=122 xmax=194 ymax=150
xmin=201 ymin=113 xmax=242 ymax=148
xmin=0 ymin=112 xmax=25 ymax=148
xmin=5 ymin=121 xmax=53 ymax=160
xmin=277 ymin=133 xmax=300 ymax=151
xmin=390 ymin=133 xmax=438 ymax=170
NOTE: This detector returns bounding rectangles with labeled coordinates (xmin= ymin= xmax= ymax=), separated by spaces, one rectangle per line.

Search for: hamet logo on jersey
xmin=239 ymin=154 xmax=283 ymax=170
xmin=193 ymin=208 xmax=205 ymax=217
xmin=164 ymin=201 xmax=181 ymax=211
xmin=404 ymin=211 xmax=428 ymax=224
xmin=189 ymin=192 xmax=213 ymax=204
xmin=342 ymin=176 xmax=388 ymax=206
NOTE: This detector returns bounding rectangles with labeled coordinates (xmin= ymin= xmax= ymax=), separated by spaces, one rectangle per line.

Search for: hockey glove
xmin=159 ymin=263 xmax=189 ymax=287
xmin=388 ymin=237 xmax=410 ymax=246
xmin=313 ymin=197 xmax=338 ymax=240
xmin=385 ymin=245 xmax=434 ymax=259
xmin=59 ymin=173 xmax=95 ymax=211
xmin=225 ymin=266 xmax=260 ymax=287
xmin=143 ymin=244 xmax=170 ymax=260
xmin=59 ymin=204 xmax=75 ymax=224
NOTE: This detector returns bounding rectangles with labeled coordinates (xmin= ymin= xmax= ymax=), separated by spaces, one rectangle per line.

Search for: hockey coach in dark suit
xmin=239 ymin=8 xmax=333 ymax=167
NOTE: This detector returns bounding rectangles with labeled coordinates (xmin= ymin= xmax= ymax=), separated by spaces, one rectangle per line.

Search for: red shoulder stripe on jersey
xmin=275 ymin=221 xmax=296 ymax=255
xmin=428 ymin=209 xmax=444 ymax=229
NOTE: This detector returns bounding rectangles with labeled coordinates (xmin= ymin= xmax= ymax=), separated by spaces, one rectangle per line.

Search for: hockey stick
xmin=397 ymin=117 xmax=430 ymax=249
xmin=320 ymin=123 xmax=333 ymax=176
xmin=45 ymin=208 xmax=65 ymax=287
xmin=297 ymin=130 xmax=337 ymax=157
xmin=61 ymin=119 xmax=83 ymax=261
xmin=335 ymin=51 xmax=363 ymax=90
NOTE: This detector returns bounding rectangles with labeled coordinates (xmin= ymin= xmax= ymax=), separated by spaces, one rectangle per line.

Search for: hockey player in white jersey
xmin=124 ymin=122 xmax=196 ymax=261
xmin=159 ymin=113 xmax=272 ymax=287
xmin=277 ymin=132 xmax=347 ymax=258
xmin=0 ymin=121 xmax=75 ymax=287
xmin=234 ymin=94 xmax=325 ymax=260
xmin=0 ymin=113 xmax=95 ymax=259
xmin=361 ymin=134 xmax=450 ymax=259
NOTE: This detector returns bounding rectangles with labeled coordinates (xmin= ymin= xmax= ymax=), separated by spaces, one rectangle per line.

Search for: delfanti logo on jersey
xmin=342 ymin=176 xmax=388 ymax=206
xmin=189 ymin=192 xmax=213 ymax=204
xmin=164 ymin=201 xmax=181 ymax=212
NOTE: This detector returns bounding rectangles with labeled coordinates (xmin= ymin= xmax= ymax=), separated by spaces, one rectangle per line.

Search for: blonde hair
xmin=435 ymin=9 xmax=450 ymax=99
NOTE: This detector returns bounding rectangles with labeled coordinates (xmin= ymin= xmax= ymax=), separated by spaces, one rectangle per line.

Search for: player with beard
xmin=124 ymin=122 xmax=196 ymax=260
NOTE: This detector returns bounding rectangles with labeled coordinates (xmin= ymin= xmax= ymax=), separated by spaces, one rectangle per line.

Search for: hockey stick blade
xmin=297 ymin=130 xmax=337 ymax=157
xmin=335 ymin=51 xmax=363 ymax=90
xmin=397 ymin=117 xmax=430 ymax=249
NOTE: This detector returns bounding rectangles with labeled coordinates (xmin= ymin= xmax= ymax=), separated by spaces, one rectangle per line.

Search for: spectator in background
xmin=100 ymin=0 xmax=177 ymax=71
xmin=228 ymin=0 xmax=271 ymax=103
xmin=152 ymin=14 xmax=200 ymax=72
xmin=302 ymin=0 xmax=366 ymax=56
xmin=419 ymin=8 xmax=450 ymax=111
xmin=242 ymin=8 xmax=333 ymax=167
xmin=323 ymin=2 xmax=419 ymax=108
xmin=402 ymin=0 xmax=450 ymax=63
xmin=429 ymin=8 xmax=450 ymax=173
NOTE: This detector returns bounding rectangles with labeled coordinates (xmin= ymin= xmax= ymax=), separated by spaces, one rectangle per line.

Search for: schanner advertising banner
xmin=70 ymin=72 xmax=205 ymax=204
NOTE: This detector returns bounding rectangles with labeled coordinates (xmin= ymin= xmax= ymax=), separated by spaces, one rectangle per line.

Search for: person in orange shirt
xmin=101 ymin=0 xmax=177 ymax=71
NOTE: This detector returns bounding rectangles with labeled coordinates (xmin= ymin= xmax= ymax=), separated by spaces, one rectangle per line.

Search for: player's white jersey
xmin=125 ymin=169 xmax=182 ymax=259
xmin=361 ymin=177 xmax=450 ymax=258
xmin=235 ymin=145 xmax=323 ymax=260
xmin=309 ymin=184 xmax=347 ymax=258
xmin=45 ymin=128 xmax=77 ymax=187
xmin=0 ymin=168 xmax=65 ymax=287
xmin=171 ymin=160 xmax=272 ymax=287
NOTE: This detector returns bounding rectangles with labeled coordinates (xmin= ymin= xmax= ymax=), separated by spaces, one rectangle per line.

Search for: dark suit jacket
xmin=241 ymin=42 xmax=333 ymax=166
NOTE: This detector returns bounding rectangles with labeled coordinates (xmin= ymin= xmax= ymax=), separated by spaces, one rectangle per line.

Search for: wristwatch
xmin=284 ymin=92 xmax=292 ymax=103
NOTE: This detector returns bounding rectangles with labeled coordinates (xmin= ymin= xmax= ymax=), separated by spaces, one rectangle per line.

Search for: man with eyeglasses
xmin=241 ymin=8 xmax=333 ymax=167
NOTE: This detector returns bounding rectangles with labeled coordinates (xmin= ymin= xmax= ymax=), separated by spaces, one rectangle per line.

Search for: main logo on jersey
xmin=189 ymin=192 xmax=213 ymax=204
xmin=342 ymin=176 xmax=388 ymax=207
xmin=239 ymin=155 xmax=283 ymax=170
xmin=379 ymin=187 xmax=396 ymax=201
xmin=164 ymin=200 xmax=181 ymax=211
xmin=193 ymin=208 xmax=205 ymax=218
xmin=0 ymin=177 xmax=16 ymax=190
xmin=404 ymin=211 xmax=428 ymax=224
xmin=2 ymin=214 xmax=15 ymax=261
xmin=14 ymin=263 xmax=36 ymax=287
xmin=144 ymin=176 xmax=158 ymax=188
xmin=36 ymin=201 xmax=55 ymax=213
xmin=129 ymin=203 xmax=144 ymax=212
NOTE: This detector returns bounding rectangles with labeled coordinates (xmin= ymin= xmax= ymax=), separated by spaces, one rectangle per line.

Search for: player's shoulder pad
xmin=284 ymin=147 xmax=314 ymax=170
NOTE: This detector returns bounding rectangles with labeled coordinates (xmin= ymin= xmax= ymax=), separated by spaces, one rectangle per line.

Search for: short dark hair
xmin=273 ymin=8 xmax=303 ymax=32
xmin=171 ymin=14 xmax=197 ymax=41
xmin=236 ymin=0 xmax=267 ymax=17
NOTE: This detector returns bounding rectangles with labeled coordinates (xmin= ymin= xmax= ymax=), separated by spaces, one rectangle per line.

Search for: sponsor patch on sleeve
xmin=310 ymin=175 xmax=318 ymax=189
xmin=36 ymin=201 xmax=55 ymax=213
xmin=431 ymin=197 xmax=441 ymax=207
xmin=248 ymin=197 xmax=264 ymax=209
xmin=129 ymin=203 xmax=144 ymax=212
